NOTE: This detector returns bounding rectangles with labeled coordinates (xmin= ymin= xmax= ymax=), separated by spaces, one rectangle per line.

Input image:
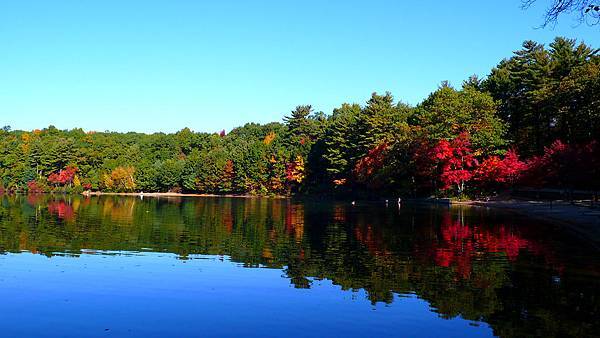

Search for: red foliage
xmin=427 ymin=133 xmax=478 ymax=193
xmin=219 ymin=129 xmax=226 ymax=137
xmin=47 ymin=173 xmax=59 ymax=185
xmin=47 ymin=201 xmax=75 ymax=220
xmin=500 ymin=149 xmax=528 ymax=183
xmin=474 ymin=149 xmax=527 ymax=188
xmin=27 ymin=180 xmax=46 ymax=193
xmin=425 ymin=214 xmax=540 ymax=279
xmin=26 ymin=194 xmax=44 ymax=206
xmin=474 ymin=156 xmax=502 ymax=184
xmin=284 ymin=204 xmax=305 ymax=241
xmin=354 ymin=224 xmax=391 ymax=257
xmin=353 ymin=143 xmax=389 ymax=184
xmin=48 ymin=166 xmax=77 ymax=186
xmin=82 ymin=183 xmax=92 ymax=190
xmin=520 ymin=140 xmax=600 ymax=189
xmin=521 ymin=140 xmax=567 ymax=187
xmin=413 ymin=133 xmax=478 ymax=193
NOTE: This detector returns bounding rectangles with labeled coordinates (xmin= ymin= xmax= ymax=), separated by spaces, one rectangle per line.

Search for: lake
xmin=0 ymin=195 xmax=598 ymax=337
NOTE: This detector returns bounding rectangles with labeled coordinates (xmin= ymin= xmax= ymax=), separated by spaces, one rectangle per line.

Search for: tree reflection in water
xmin=0 ymin=194 xmax=598 ymax=337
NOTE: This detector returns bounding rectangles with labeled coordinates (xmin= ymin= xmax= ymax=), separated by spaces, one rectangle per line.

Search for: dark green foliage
xmin=413 ymin=85 xmax=507 ymax=154
xmin=322 ymin=103 xmax=361 ymax=181
xmin=484 ymin=37 xmax=599 ymax=155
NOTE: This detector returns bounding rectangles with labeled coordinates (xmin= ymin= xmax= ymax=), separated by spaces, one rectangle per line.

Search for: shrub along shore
xmin=1 ymin=37 xmax=599 ymax=199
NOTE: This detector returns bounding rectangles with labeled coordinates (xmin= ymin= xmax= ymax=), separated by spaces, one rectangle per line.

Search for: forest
xmin=1 ymin=37 xmax=599 ymax=197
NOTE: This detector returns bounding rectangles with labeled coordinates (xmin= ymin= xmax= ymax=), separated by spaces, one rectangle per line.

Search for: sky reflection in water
xmin=0 ymin=195 xmax=597 ymax=337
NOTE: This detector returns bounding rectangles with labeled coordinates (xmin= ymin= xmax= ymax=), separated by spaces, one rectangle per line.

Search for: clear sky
xmin=1 ymin=0 xmax=599 ymax=133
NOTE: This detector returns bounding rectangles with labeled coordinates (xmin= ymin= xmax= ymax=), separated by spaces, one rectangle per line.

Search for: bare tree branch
xmin=522 ymin=0 xmax=600 ymax=27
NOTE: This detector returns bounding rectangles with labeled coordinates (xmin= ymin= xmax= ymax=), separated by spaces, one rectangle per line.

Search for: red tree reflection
xmin=422 ymin=213 xmax=563 ymax=278
xmin=352 ymin=210 xmax=564 ymax=280
xmin=431 ymin=215 xmax=530 ymax=278
xmin=354 ymin=224 xmax=392 ymax=257
xmin=47 ymin=201 xmax=74 ymax=220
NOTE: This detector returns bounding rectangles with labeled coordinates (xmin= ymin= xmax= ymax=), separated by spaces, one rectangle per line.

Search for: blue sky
xmin=1 ymin=0 xmax=599 ymax=133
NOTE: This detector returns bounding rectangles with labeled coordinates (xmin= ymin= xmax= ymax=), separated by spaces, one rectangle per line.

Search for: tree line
xmin=1 ymin=37 xmax=599 ymax=197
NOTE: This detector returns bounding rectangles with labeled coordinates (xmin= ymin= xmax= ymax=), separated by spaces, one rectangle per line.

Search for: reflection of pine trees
xmin=0 ymin=196 xmax=598 ymax=336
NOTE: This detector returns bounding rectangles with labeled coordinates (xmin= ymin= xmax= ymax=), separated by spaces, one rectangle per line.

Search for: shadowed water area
xmin=0 ymin=195 xmax=598 ymax=337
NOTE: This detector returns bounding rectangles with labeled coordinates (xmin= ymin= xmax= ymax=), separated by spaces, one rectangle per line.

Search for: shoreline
xmin=82 ymin=191 xmax=290 ymax=199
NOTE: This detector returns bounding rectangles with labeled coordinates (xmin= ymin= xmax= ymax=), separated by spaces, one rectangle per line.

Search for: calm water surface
xmin=0 ymin=195 xmax=598 ymax=337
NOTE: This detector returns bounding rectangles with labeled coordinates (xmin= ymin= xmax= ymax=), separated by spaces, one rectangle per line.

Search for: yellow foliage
xmin=72 ymin=198 xmax=80 ymax=212
xmin=269 ymin=176 xmax=283 ymax=192
xmin=288 ymin=155 xmax=305 ymax=184
xmin=102 ymin=173 xmax=114 ymax=190
xmin=263 ymin=131 xmax=276 ymax=145
xmin=296 ymin=155 xmax=304 ymax=183
xmin=20 ymin=133 xmax=31 ymax=153
xmin=73 ymin=175 xmax=81 ymax=187
xmin=104 ymin=166 xmax=136 ymax=192
xmin=262 ymin=247 xmax=273 ymax=259
xmin=295 ymin=155 xmax=304 ymax=170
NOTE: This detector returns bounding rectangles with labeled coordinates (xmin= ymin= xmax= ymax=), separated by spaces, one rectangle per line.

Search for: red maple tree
xmin=27 ymin=180 xmax=45 ymax=193
xmin=433 ymin=132 xmax=478 ymax=194
xmin=353 ymin=142 xmax=389 ymax=186
xmin=48 ymin=166 xmax=77 ymax=186
xmin=474 ymin=149 xmax=527 ymax=189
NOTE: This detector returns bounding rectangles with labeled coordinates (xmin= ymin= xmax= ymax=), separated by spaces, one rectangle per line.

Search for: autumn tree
xmin=220 ymin=160 xmax=235 ymax=193
xmin=104 ymin=166 xmax=136 ymax=192
xmin=48 ymin=166 xmax=77 ymax=187
xmin=353 ymin=143 xmax=389 ymax=189
xmin=474 ymin=149 xmax=528 ymax=190
xmin=416 ymin=133 xmax=478 ymax=195
xmin=286 ymin=155 xmax=305 ymax=192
